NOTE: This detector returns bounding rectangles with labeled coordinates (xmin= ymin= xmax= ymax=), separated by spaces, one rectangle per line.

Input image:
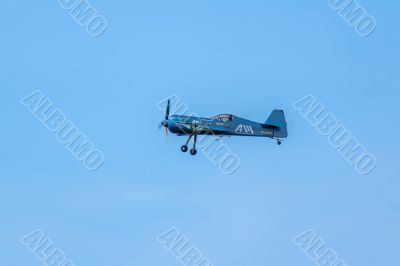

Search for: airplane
xmin=160 ymin=100 xmax=288 ymax=155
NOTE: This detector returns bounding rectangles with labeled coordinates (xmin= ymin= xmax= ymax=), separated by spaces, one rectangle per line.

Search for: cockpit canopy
xmin=210 ymin=114 xmax=235 ymax=122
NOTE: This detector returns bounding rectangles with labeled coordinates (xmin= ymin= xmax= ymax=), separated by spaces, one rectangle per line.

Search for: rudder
xmin=263 ymin=110 xmax=288 ymax=138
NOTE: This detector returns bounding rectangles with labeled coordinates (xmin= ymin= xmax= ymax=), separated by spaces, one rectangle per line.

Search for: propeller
xmin=160 ymin=99 xmax=171 ymax=142
xmin=165 ymin=99 xmax=170 ymax=120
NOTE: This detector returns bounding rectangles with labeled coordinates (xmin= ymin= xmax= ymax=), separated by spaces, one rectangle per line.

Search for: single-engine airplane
xmin=160 ymin=100 xmax=288 ymax=155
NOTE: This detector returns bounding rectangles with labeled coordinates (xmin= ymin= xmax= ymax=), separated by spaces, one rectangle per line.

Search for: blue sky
xmin=1 ymin=0 xmax=399 ymax=265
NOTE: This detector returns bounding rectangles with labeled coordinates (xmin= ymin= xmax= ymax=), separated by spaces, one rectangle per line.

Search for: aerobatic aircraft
xmin=160 ymin=100 xmax=288 ymax=155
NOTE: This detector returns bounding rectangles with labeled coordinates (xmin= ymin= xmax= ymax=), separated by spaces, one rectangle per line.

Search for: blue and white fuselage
xmin=162 ymin=112 xmax=287 ymax=139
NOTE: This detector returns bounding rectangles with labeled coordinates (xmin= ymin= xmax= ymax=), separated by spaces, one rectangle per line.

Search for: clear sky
xmin=1 ymin=1 xmax=399 ymax=265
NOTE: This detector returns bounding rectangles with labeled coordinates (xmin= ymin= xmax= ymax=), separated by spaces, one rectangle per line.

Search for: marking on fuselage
xmin=261 ymin=131 xmax=273 ymax=135
xmin=235 ymin=124 xmax=254 ymax=134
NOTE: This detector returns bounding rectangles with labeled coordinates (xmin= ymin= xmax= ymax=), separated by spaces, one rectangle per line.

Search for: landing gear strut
xmin=181 ymin=134 xmax=198 ymax=155
xmin=190 ymin=134 xmax=197 ymax=156
xmin=180 ymin=134 xmax=192 ymax=153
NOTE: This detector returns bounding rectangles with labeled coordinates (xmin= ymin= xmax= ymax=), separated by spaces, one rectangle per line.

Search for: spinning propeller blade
xmin=160 ymin=99 xmax=171 ymax=142
xmin=165 ymin=99 xmax=170 ymax=120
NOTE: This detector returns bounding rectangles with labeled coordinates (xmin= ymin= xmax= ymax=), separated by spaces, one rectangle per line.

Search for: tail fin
xmin=263 ymin=110 xmax=288 ymax=138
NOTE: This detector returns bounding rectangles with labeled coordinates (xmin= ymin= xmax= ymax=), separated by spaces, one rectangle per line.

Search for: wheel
xmin=181 ymin=145 xmax=188 ymax=152
xmin=277 ymin=140 xmax=282 ymax=145
xmin=190 ymin=148 xmax=197 ymax=155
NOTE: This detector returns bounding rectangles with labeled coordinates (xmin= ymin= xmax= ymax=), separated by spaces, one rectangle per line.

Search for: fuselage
xmin=162 ymin=114 xmax=287 ymax=139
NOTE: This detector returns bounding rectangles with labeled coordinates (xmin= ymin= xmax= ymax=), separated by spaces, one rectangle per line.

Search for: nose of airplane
xmin=161 ymin=119 xmax=180 ymax=134
xmin=161 ymin=120 xmax=168 ymax=127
